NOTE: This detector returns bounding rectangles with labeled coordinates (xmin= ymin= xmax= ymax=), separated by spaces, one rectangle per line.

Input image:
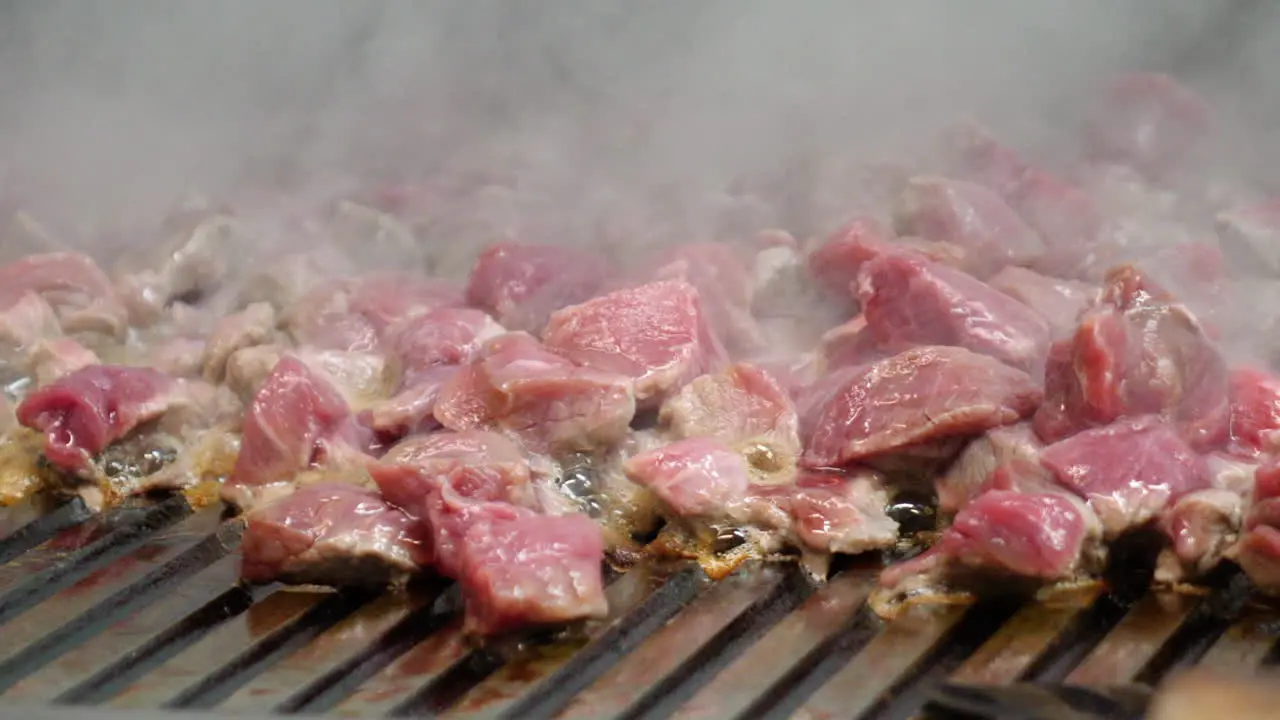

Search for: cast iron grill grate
xmin=0 ymin=493 xmax=1273 ymax=720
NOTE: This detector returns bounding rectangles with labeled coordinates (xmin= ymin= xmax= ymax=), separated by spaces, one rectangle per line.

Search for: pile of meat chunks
xmin=9 ymin=71 xmax=1280 ymax=635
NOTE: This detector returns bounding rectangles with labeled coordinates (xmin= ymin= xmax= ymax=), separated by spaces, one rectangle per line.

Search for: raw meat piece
xmin=817 ymin=315 xmax=885 ymax=372
xmin=282 ymin=273 xmax=459 ymax=353
xmin=433 ymin=333 xmax=636 ymax=454
xmin=1011 ymin=169 xmax=1106 ymax=278
xmin=29 ymin=338 xmax=101 ymax=387
xmin=0 ymin=293 xmax=61 ymax=359
xmin=987 ymin=266 xmax=1096 ymax=338
xmin=1034 ymin=266 xmax=1230 ymax=451
xmin=1232 ymin=459 xmax=1280 ymax=594
xmin=805 ymin=215 xmax=971 ymax=299
xmin=202 ymin=302 xmax=277 ymax=383
xmin=147 ymin=337 xmax=207 ymax=378
xmin=1040 ymin=417 xmax=1210 ymax=538
xmin=936 ymin=423 xmax=1043 ymax=514
xmin=16 ymin=364 xmax=175 ymax=474
xmin=1155 ymin=488 xmax=1243 ymax=584
xmin=344 ymin=272 xmax=462 ymax=335
xmin=465 ymin=242 xmax=611 ymax=333
xmin=240 ymin=482 xmax=431 ymax=586
xmin=1227 ymin=368 xmax=1280 ymax=458
xmin=802 ymin=346 xmax=1043 ymax=469
xmin=624 ymin=436 xmax=752 ymax=518
xmin=371 ymin=430 xmax=532 ymax=521
xmin=787 ymin=471 xmax=899 ymax=556
xmin=856 ymin=251 xmax=1051 ymax=373
xmin=879 ymin=490 xmax=1102 ymax=595
xmin=224 ymin=355 xmax=364 ymax=503
xmin=0 ymin=252 xmax=127 ymax=340
xmin=543 ymin=280 xmax=724 ymax=408
xmin=457 ymin=509 xmax=608 ymax=635
xmin=1082 ymin=73 xmax=1211 ymax=179
xmin=116 ymin=214 xmax=241 ymax=326
xmin=805 ymin=216 xmax=889 ymax=298
xmin=891 ymin=176 xmax=1044 ymax=278
xmin=659 ymin=363 xmax=801 ymax=465
xmin=946 ymin=121 xmax=1030 ymax=200
xmin=366 ymin=308 xmax=504 ymax=436
xmin=650 ymin=242 xmax=762 ymax=353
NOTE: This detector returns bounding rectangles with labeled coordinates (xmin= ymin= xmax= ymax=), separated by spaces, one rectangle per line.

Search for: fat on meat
xmin=802 ymin=345 xmax=1043 ymax=469
xmin=1039 ymin=416 xmax=1211 ymax=539
xmin=856 ymin=251 xmax=1052 ymax=374
xmin=1155 ymin=488 xmax=1244 ymax=585
xmin=891 ymin=176 xmax=1044 ymax=278
xmin=658 ymin=362 xmax=801 ymax=475
xmin=240 ymin=482 xmax=431 ymax=587
xmin=623 ymin=436 xmax=752 ymax=519
xmin=785 ymin=471 xmax=899 ymax=557
xmin=936 ymin=422 xmax=1044 ymax=514
xmin=16 ymin=364 xmax=175 ymax=475
xmin=542 ymin=280 xmax=725 ymax=408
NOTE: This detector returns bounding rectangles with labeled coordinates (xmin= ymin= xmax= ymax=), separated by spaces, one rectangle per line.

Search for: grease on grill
xmin=558 ymin=463 xmax=604 ymax=518
xmin=99 ymin=440 xmax=179 ymax=481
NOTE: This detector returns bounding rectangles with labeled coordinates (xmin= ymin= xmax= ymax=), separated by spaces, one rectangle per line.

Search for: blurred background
xmin=0 ymin=0 xmax=1272 ymax=235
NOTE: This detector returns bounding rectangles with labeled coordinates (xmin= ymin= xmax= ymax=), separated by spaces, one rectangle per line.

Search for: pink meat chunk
xmin=659 ymin=363 xmax=801 ymax=459
xmin=817 ymin=315 xmax=886 ymax=372
xmin=803 ymin=346 xmax=1043 ymax=469
xmin=1227 ymin=368 xmax=1280 ymax=459
xmin=891 ymin=176 xmax=1044 ymax=278
xmin=936 ymin=422 xmax=1044 ymax=514
xmin=807 ymin=216 xmax=973 ymax=301
xmin=225 ymin=355 xmax=363 ymax=496
xmin=0 ymin=252 xmax=128 ymax=339
xmin=29 ymin=338 xmax=101 ymax=388
xmin=0 ymin=292 xmax=61 ymax=356
xmin=366 ymin=308 xmax=504 ymax=436
xmin=987 ymin=266 xmax=1097 ymax=338
xmin=542 ymin=280 xmax=724 ymax=408
xmin=464 ymin=242 xmax=611 ymax=333
xmin=240 ymin=483 xmax=431 ymax=586
xmin=1040 ymin=416 xmax=1211 ymax=538
xmin=880 ymin=490 xmax=1099 ymax=591
xmin=856 ymin=251 xmax=1051 ymax=374
xmin=1082 ymin=73 xmax=1211 ymax=179
xmin=285 ymin=273 xmax=460 ymax=353
xmin=1234 ymin=459 xmax=1280 ymax=595
xmin=787 ymin=472 xmax=900 ymax=556
xmin=1156 ymin=488 xmax=1243 ymax=584
xmin=434 ymin=333 xmax=636 ymax=454
xmin=457 ymin=508 xmax=608 ymax=635
xmin=370 ymin=430 xmax=531 ymax=526
xmin=624 ymin=437 xmax=752 ymax=518
xmin=16 ymin=364 xmax=175 ymax=473
xmin=1034 ymin=265 xmax=1230 ymax=452
xmin=650 ymin=242 xmax=762 ymax=353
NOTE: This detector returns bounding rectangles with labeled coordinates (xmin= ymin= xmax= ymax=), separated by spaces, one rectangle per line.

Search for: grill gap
xmin=162 ymin=588 xmax=376 ymax=710
xmin=0 ymin=497 xmax=91 ymax=566
xmin=0 ymin=495 xmax=192 ymax=626
xmin=617 ymin=563 xmax=815 ymax=720
xmin=0 ymin=514 xmax=238 ymax=694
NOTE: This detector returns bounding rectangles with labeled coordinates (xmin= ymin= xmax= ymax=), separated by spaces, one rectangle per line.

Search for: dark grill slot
xmin=0 ymin=494 xmax=1278 ymax=719
xmin=0 ymin=497 xmax=90 ymax=566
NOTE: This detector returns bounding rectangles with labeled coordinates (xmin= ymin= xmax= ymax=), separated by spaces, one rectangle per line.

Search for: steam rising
xmin=0 ymin=0 xmax=1269 ymax=250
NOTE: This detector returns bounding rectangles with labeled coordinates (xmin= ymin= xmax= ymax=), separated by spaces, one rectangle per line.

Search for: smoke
xmin=0 ymin=0 xmax=1266 ymax=246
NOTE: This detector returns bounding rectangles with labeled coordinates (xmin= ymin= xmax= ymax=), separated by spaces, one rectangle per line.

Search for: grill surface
xmin=0 ymin=493 xmax=1275 ymax=720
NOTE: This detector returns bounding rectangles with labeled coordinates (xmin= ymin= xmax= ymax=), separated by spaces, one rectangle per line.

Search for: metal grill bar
xmin=0 ymin=494 xmax=1275 ymax=720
